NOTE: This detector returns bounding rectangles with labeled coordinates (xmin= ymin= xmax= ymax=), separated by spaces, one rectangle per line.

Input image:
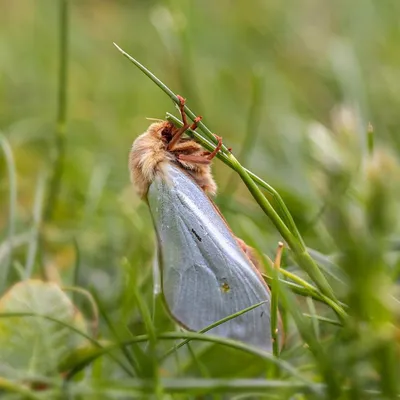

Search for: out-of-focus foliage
xmin=1 ymin=0 xmax=400 ymax=398
xmin=0 ymin=280 xmax=88 ymax=379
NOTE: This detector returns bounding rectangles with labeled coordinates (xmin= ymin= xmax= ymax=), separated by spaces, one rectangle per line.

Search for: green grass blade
xmin=44 ymin=0 xmax=69 ymax=221
xmin=0 ymin=134 xmax=17 ymax=293
xmin=25 ymin=172 xmax=46 ymax=279
xmin=161 ymin=300 xmax=268 ymax=361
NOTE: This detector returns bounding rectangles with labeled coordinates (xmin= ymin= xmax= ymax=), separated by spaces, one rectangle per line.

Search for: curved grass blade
xmin=62 ymin=286 xmax=99 ymax=337
xmin=44 ymin=0 xmax=69 ymax=221
xmin=303 ymin=314 xmax=342 ymax=327
xmin=76 ymin=378 xmax=324 ymax=397
xmin=0 ymin=134 xmax=17 ymax=293
xmin=161 ymin=300 xmax=268 ymax=361
xmin=25 ymin=172 xmax=46 ymax=279
xmin=114 ymin=44 xmax=305 ymax=248
xmin=67 ymin=331 xmax=314 ymax=387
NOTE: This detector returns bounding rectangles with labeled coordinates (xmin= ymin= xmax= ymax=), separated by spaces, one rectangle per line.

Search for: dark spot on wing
xmin=191 ymin=229 xmax=202 ymax=242
xmin=260 ymin=311 xmax=264 ymax=318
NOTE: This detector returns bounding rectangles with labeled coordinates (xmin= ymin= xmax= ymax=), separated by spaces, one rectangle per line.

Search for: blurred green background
xmin=1 ymin=0 xmax=400 ymax=398
xmin=4 ymin=0 xmax=400 ymax=270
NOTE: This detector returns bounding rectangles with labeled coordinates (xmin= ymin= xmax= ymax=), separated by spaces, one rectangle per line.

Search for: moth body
xmin=129 ymin=96 xmax=273 ymax=351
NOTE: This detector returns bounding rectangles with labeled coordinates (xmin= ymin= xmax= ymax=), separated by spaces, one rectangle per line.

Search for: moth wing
xmin=147 ymin=163 xmax=272 ymax=351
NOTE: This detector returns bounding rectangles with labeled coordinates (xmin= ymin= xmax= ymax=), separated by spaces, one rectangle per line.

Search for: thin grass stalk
xmin=62 ymin=286 xmax=99 ymax=337
xmin=161 ymin=300 xmax=268 ymax=361
xmin=223 ymin=69 xmax=264 ymax=196
xmin=186 ymin=341 xmax=211 ymax=379
xmin=132 ymin=288 xmax=163 ymax=397
xmin=303 ymin=314 xmax=342 ymax=327
xmin=74 ymin=332 xmax=313 ymax=385
xmin=166 ymin=112 xmax=305 ymax=248
xmin=92 ymin=292 xmax=138 ymax=376
xmin=276 ymin=271 xmax=346 ymax=321
xmin=25 ymin=172 xmax=46 ymax=279
xmin=4 ymin=305 xmax=309 ymax=383
xmin=166 ymin=119 xmax=334 ymax=303
xmin=115 ymin=41 xmax=304 ymax=247
xmin=261 ymin=269 xmax=346 ymax=322
xmin=122 ymin=258 xmax=163 ymax=397
xmin=367 ymin=122 xmax=374 ymax=155
xmin=165 ymin=113 xmax=336 ymax=302
xmin=278 ymin=286 xmax=341 ymax=396
xmin=227 ymin=154 xmax=337 ymax=301
xmin=0 ymin=135 xmax=17 ymax=293
xmin=114 ymin=44 xmax=346 ymax=320
xmin=271 ymin=243 xmax=283 ymax=357
xmin=71 ymin=238 xmax=81 ymax=304
xmin=79 ymin=378 xmax=322 ymax=396
xmin=45 ymin=0 xmax=69 ymax=221
xmin=306 ymin=297 xmax=320 ymax=340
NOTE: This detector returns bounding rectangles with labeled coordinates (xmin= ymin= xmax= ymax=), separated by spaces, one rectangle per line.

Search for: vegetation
xmin=1 ymin=1 xmax=400 ymax=398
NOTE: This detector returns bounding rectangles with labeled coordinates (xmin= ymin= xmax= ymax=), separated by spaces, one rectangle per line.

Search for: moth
xmin=129 ymin=96 xmax=272 ymax=351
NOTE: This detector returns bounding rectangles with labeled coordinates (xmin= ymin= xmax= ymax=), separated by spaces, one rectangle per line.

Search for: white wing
xmin=147 ymin=163 xmax=272 ymax=351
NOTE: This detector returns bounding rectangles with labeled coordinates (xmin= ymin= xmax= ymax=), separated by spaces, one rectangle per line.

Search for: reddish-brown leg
xmin=176 ymin=95 xmax=188 ymax=126
xmin=167 ymin=95 xmax=202 ymax=150
xmin=177 ymin=154 xmax=212 ymax=164
xmin=205 ymin=135 xmax=223 ymax=160
xmin=177 ymin=135 xmax=223 ymax=164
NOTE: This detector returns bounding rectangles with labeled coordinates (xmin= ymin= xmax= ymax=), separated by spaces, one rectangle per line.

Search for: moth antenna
xmin=146 ymin=117 xmax=164 ymax=122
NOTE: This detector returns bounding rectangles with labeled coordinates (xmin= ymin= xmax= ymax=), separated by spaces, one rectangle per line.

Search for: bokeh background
xmin=4 ymin=0 xmax=400 ymax=274
xmin=1 ymin=0 xmax=400 ymax=397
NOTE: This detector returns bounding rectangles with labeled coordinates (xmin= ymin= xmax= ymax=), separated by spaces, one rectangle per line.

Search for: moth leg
xmin=167 ymin=95 xmax=202 ymax=150
xmin=203 ymin=134 xmax=223 ymax=160
xmin=177 ymin=94 xmax=189 ymax=126
xmin=177 ymin=154 xmax=211 ymax=164
xmin=177 ymin=135 xmax=222 ymax=164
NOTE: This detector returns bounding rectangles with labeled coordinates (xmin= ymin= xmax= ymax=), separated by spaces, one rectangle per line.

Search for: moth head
xmin=129 ymin=120 xmax=177 ymax=199
xmin=144 ymin=121 xmax=175 ymax=145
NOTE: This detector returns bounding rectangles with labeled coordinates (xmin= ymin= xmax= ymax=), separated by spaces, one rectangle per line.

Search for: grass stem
xmin=44 ymin=0 xmax=69 ymax=221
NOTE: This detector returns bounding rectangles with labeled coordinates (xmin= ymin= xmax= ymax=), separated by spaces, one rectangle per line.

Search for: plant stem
xmin=166 ymin=113 xmax=304 ymax=247
xmin=228 ymin=152 xmax=337 ymax=301
xmin=0 ymin=135 xmax=17 ymax=293
xmin=166 ymin=115 xmax=341 ymax=313
xmin=161 ymin=300 xmax=267 ymax=361
xmin=223 ymin=69 xmax=264 ymax=196
xmin=114 ymin=44 xmax=344 ymax=314
xmin=271 ymin=243 xmax=283 ymax=358
xmin=45 ymin=0 xmax=69 ymax=221
xmin=115 ymin=43 xmax=303 ymax=247
xmin=303 ymin=314 xmax=342 ymax=327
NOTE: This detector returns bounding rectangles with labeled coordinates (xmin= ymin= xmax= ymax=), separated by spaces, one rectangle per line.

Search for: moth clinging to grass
xmin=129 ymin=95 xmax=273 ymax=351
